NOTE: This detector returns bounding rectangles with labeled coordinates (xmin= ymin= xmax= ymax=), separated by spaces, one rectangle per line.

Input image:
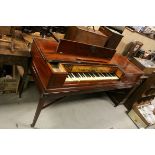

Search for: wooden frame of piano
xmin=30 ymin=38 xmax=144 ymax=127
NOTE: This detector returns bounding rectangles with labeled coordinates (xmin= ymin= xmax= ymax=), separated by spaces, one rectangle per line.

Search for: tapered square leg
xmin=31 ymin=97 xmax=45 ymax=127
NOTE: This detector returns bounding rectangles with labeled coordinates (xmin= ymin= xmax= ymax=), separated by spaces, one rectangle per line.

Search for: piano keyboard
xmin=66 ymin=72 xmax=119 ymax=82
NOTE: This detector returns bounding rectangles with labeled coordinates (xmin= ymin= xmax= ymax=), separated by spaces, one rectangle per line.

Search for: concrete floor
xmin=0 ymin=83 xmax=137 ymax=129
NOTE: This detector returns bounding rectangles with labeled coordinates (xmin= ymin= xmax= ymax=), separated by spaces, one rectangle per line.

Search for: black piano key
xmin=93 ymin=73 xmax=96 ymax=77
xmin=106 ymin=73 xmax=110 ymax=77
xmin=80 ymin=73 xmax=83 ymax=77
xmin=81 ymin=73 xmax=85 ymax=77
xmin=99 ymin=73 xmax=104 ymax=77
xmin=97 ymin=73 xmax=101 ymax=77
xmin=92 ymin=73 xmax=96 ymax=77
xmin=95 ymin=73 xmax=99 ymax=77
xmin=107 ymin=73 xmax=112 ymax=77
xmin=83 ymin=73 xmax=88 ymax=77
xmin=71 ymin=73 xmax=76 ymax=78
xmin=69 ymin=73 xmax=73 ymax=78
xmin=109 ymin=73 xmax=113 ymax=77
xmin=72 ymin=73 xmax=76 ymax=77
xmin=71 ymin=73 xmax=74 ymax=78
xmin=94 ymin=73 xmax=97 ymax=77
xmin=111 ymin=73 xmax=115 ymax=76
xmin=84 ymin=73 xmax=88 ymax=77
xmin=84 ymin=73 xmax=89 ymax=77
xmin=76 ymin=73 xmax=80 ymax=78
xmin=88 ymin=73 xmax=92 ymax=77
xmin=82 ymin=73 xmax=86 ymax=77
xmin=77 ymin=73 xmax=81 ymax=77
xmin=68 ymin=74 xmax=72 ymax=78
xmin=103 ymin=73 xmax=108 ymax=77
xmin=90 ymin=73 xmax=95 ymax=77
xmin=87 ymin=73 xmax=91 ymax=77
xmin=98 ymin=73 xmax=103 ymax=77
xmin=78 ymin=73 xmax=83 ymax=78
xmin=92 ymin=73 xmax=97 ymax=77
xmin=73 ymin=73 xmax=78 ymax=78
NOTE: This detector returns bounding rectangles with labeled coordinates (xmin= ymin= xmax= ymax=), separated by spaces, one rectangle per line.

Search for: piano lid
xmin=57 ymin=39 xmax=116 ymax=60
xmin=33 ymin=38 xmax=116 ymax=64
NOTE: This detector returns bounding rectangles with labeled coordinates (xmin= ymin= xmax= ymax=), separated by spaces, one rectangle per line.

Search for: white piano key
xmin=71 ymin=73 xmax=79 ymax=81
xmin=66 ymin=72 xmax=119 ymax=82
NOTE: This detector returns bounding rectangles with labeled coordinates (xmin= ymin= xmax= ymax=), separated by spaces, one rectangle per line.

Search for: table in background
xmin=0 ymin=36 xmax=31 ymax=97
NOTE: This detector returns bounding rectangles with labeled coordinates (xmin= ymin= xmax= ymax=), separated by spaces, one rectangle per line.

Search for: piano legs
xmin=31 ymin=97 xmax=45 ymax=127
xmin=31 ymin=95 xmax=66 ymax=127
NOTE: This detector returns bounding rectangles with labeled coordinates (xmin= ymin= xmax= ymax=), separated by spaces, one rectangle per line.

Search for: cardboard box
xmin=0 ymin=65 xmax=20 ymax=93
xmin=128 ymin=103 xmax=155 ymax=128
xmin=128 ymin=109 xmax=148 ymax=128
